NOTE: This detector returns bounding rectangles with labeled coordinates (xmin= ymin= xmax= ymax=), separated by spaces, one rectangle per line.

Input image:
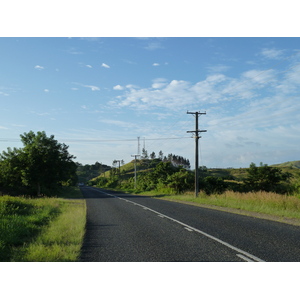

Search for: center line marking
xmin=184 ymin=227 xmax=193 ymax=232
xmin=90 ymin=188 xmax=265 ymax=262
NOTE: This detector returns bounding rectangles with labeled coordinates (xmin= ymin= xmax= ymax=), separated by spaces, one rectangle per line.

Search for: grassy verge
xmin=0 ymin=187 xmax=86 ymax=262
xmin=18 ymin=199 xmax=86 ymax=262
xmin=131 ymin=190 xmax=300 ymax=222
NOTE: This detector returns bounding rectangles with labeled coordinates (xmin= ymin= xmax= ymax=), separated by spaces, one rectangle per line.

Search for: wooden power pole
xmin=131 ymin=154 xmax=140 ymax=189
xmin=187 ymin=111 xmax=207 ymax=197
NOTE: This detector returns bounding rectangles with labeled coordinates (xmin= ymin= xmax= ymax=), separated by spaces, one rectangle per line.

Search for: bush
xmin=201 ymin=176 xmax=228 ymax=195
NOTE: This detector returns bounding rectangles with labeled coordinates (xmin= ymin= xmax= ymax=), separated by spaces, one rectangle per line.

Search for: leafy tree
xmin=141 ymin=148 xmax=148 ymax=159
xmin=0 ymin=131 xmax=77 ymax=196
xmin=150 ymin=151 xmax=156 ymax=159
xmin=158 ymin=150 xmax=164 ymax=160
xmin=167 ymin=168 xmax=194 ymax=194
xmin=243 ymin=162 xmax=292 ymax=193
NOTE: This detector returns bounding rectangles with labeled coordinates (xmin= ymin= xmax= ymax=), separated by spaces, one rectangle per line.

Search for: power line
xmin=0 ymin=136 xmax=190 ymax=143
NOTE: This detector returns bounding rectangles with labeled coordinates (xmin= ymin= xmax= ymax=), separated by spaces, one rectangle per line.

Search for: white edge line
xmin=91 ymin=188 xmax=265 ymax=262
xmin=236 ymin=254 xmax=255 ymax=262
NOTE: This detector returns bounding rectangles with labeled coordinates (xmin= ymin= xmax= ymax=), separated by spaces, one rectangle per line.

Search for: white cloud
xmin=153 ymin=63 xmax=160 ymax=67
xmin=261 ymin=48 xmax=284 ymax=60
xmin=44 ymin=89 xmax=49 ymax=93
xmin=86 ymin=65 xmax=92 ymax=68
xmin=72 ymin=82 xmax=100 ymax=91
xmin=34 ymin=65 xmax=44 ymax=70
xmin=85 ymin=85 xmax=100 ymax=91
xmin=101 ymin=63 xmax=110 ymax=69
xmin=113 ymin=85 xmax=124 ymax=90
xmin=0 ymin=91 xmax=9 ymax=96
xmin=0 ymin=126 xmax=8 ymax=130
xmin=109 ymin=67 xmax=289 ymax=113
xmin=151 ymin=78 xmax=168 ymax=89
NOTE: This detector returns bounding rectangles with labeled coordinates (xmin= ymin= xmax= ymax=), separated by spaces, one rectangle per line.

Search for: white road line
xmin=236 ymin=254 xmax=255 ymax=262
xmin=90 ymin=188 xmax=265 ymax=262
xmin=184 ymin=227 xmax=194 ymax=232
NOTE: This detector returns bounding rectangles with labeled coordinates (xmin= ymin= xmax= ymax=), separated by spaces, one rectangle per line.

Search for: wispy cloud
xmin=72 ymin=82 xmax=100 ymax=91
xmin=86 ymin=64 xmax=92 ymax=68
xmin=84 ymin=85 xmax=100 ymax=91
xmin=144 ymin=42 xmax=164 ymax=51
xmin=207 ymin=64 xmax=230 ymax=73
xmin=34 ymin=65 xmax=44 ymax=70
xmin=98 ymin=119 xmax=136 ymax=129
xmin=153 ymin=63 xmax=160 ymax=67
xmin=101 ymin=63 xmax=110 ymax=69
xmin=44 ymin=89 xmax=49 ymax=93
xmin=66 ymin=47 xmax=83 ymax=55
xmin=260 ymin=48 xmax=285 ymax=60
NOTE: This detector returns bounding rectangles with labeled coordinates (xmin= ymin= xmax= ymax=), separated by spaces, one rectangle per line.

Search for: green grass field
xmin=0 ymin=187 xmax=86 ymax=262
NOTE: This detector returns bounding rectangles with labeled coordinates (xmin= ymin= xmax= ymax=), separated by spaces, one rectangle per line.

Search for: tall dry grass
xmin=158 ymin=190 xmax=300 ymax=219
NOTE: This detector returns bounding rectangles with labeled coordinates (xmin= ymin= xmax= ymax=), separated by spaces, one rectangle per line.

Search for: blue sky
xmin=1 ymin=37 xmax=300 ymax=168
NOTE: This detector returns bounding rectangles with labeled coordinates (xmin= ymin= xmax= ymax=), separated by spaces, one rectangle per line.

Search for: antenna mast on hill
xmin=187 ymin=111 xmax=207 ymax=197
xmin=137 ymin=137 xmax=140 ymax=156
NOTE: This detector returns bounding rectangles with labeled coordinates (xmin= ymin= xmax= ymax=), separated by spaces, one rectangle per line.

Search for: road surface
xmin=79 ymin=186 xmax=300 ymax=262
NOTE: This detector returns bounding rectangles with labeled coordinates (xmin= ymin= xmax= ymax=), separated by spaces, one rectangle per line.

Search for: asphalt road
xmin=79 ymin=186 xmax=300 ymax=262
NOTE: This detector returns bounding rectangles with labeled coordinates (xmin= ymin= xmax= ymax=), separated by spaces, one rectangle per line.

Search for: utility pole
xmin=187 ymin=111 xmax=207 ymax=197
xmin=115 ymin=160 xmax=121 ymax=174
xmin=131 ymin=154 xmax=140 ymax=189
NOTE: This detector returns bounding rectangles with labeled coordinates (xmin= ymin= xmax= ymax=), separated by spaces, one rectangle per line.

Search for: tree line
xmin=92 ymin=160 xmax=295 ymax=195
xmin=0 ymin=131 xmax=77 ymax=196
xmin=140 ymin=148 xmax=190 ymax=169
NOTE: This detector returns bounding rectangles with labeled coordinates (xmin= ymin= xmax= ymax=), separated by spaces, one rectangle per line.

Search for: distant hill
xmin=271 ymin=161 xmax=300 ymax=169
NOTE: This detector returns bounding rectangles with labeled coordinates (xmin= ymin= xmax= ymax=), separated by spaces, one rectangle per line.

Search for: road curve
xmin=79 ymin=186 xmax=300 ymax=262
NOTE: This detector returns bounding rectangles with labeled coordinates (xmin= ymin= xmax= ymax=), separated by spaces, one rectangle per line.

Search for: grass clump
xmin=20 ymin=199 xmax=86 ymax=261
xmin=0 ymin=194 xmax=86 ymax=262
xmin=0 ymin=196 xmax=60 ymax=261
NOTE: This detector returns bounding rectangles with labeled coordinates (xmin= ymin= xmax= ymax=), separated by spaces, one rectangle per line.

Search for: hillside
xmin=89 ymin=159 xmax=163 ymax=183
xmin=271 ymin=160 xmax=300 ymax=169
xmin=88 ymin=159 xmax=300 ymax=189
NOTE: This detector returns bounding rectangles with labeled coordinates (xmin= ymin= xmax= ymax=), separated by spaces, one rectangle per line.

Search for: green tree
xmin=0 ymin=131 xmax=77 ymax=196
xmin=202 ymin=176 xmax=228 ymax=195
xmin=158 ymin=150 xmax=164 ymax=160
xmin=150 ymin=151 xmax=156 ymax=159
xmin=167 ymin=168 xmax=194 ymax=194
xmin=243 ymin=162 xmax=292 ymax=193
xmin=141 ymin=148 xmax=148 ymax=159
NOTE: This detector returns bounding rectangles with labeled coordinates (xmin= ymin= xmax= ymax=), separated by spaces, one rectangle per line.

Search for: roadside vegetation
xmin=0 ymin=131 xmax=86 ymax=262
xmin=0 ymin=188 xmax=86 ymax=262
xmin=89 ymin=156 xmax=300 ymax=222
